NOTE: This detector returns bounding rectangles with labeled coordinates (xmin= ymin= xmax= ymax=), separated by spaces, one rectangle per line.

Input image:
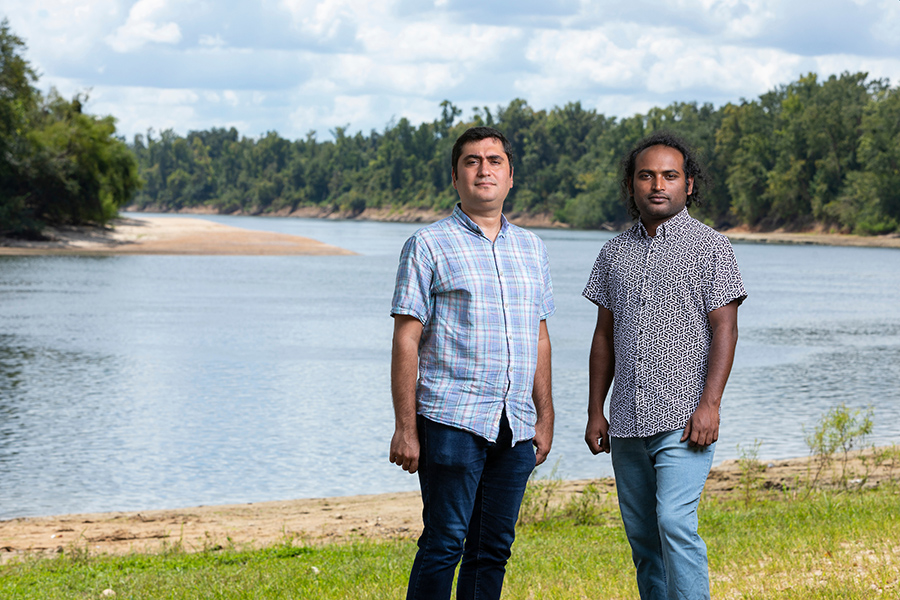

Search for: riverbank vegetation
xmin=0 ymin=20 xmax=141 ymax=238
xmin=127 ymin=71 xmax=900 ymax=236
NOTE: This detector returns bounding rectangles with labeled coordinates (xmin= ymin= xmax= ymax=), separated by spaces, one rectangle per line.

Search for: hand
xmin=681 ymin=401 xmax=720 ymax=447
xmin=585 ymin=413 xmax=611 ymax=455
xmin=533 ymin=419 xmax=553 ymax=466
xmin=389 ymin=425 xmax=420 ymax=474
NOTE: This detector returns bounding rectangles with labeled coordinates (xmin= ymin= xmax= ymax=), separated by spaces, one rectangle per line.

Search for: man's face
xmin=452 ymin=137 xmax=513 ymax=214
xmin=630 ymin=144 xmax=693 ymax=231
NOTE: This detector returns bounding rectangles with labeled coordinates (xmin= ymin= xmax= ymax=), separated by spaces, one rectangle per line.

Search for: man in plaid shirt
xmin=390 ymin=126 xmax=555 ymax=600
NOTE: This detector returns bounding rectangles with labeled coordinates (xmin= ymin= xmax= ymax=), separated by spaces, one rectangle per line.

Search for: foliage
xmin=0 ymin=19 xmax=140 ymax=236
xmin=125 ymin=73 xmax=900 ymax=235
xmin=736 ymin=439 xmax=767 ymax=506
xmin=804 ymin=403 xmax=874 ymax=490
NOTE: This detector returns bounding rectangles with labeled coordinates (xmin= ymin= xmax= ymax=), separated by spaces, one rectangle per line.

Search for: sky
xmin=4 ymin=0 xmax=900 ymax=142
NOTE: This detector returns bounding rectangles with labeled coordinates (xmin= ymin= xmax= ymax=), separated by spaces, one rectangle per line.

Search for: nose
xmin=651 ymin=175 xmax=665 ymax=191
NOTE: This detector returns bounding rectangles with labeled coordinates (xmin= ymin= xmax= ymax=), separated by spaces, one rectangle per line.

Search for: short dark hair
xmin=451 ymin=126 xmax=515 ymax=176
xmin=621 ymin=131 xmax=706 ymax=219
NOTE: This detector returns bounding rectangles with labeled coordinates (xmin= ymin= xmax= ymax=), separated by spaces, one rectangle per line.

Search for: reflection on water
xmin=1 ymin=215 xmax=899 ymax=519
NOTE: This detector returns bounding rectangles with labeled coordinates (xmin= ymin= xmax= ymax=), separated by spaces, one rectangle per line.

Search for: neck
xmin=641 ymin=218 xmax=661 ymax=237
xmin=461 ymin=205 xmax=503 ymax=241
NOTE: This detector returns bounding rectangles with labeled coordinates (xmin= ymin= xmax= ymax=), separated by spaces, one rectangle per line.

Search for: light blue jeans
xmin=611 ymin=430 xmax=716 ymax=600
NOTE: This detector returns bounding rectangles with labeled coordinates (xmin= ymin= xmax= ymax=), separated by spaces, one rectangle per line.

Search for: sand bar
xmin=722 ymin=228 xmax=900 ymax=248
xmin=2 ymin=447 xmax=897 ymax=563
xmin=0 ymin=216 xmax=355 ymax=256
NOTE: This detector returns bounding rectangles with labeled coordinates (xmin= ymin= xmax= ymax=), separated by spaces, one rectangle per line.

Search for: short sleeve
xmin=582 ymin=244 xmax=612 ymax=311
xmin=702 ymin=236 xmax=747 ymax=312
xmin=391 ymin=234 xmax=434 ymax=324
xmin=539 ymin=241 xmax=556 ymax=320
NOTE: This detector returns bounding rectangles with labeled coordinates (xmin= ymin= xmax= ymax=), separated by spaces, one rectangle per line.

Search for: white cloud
xmin=5 ymin=0 xmax=900 ymax=139
xmin=199 ymin=34 xmax=226 ymax=48
xmin=105 ymin=0 xmax=182 ymax=53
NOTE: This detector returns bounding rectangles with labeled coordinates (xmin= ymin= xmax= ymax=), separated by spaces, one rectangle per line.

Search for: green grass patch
xmin=2 ymin=489 xmax=898 ymax=599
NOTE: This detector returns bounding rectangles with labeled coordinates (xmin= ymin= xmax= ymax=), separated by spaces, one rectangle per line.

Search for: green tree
xmin=1 ymin=20 xmax=140 ymax=233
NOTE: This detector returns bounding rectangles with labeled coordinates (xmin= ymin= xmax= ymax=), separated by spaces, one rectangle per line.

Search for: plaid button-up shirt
xmin=391 ymin=205 xmax=555 ymax=444
xmin=583 ymin=208 xmax=747 ymax=438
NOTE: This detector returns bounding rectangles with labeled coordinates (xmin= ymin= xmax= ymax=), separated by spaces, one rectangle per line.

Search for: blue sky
xmin=4 ymin=0 xmax=900 ymax=142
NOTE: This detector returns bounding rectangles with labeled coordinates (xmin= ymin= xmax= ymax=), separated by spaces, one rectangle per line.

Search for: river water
xmin=1 ymin=214 xmax=898 ymax=519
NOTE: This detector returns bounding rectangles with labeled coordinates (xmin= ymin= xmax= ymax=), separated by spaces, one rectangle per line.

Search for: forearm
xmin=533 ymin=320 xmax=553 ymax=427
xmin=390 ymin=317 xmax=422 ymax=428
xmin=700 ymin=302 xmax=739 ymax=407
xmin=587 ymin=308 xmax=615 ymax=419
xmin=585 ymin=307 xmax=615 ymax=454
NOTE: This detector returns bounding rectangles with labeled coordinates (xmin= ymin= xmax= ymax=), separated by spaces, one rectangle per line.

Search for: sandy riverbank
xmin=2 ymin=213 xmax=899 ymax=253
xmin=721 ymin=227 xmax=900 ymax=248
xmin=0 ymin=216 xmax=354 ymax=256
xmin=2 ymin=447 xmax=897 ymax=564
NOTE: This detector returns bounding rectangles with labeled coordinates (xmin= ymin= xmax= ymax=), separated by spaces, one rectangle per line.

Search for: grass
xmin=2 ymin=487 xmax=898 ymax=599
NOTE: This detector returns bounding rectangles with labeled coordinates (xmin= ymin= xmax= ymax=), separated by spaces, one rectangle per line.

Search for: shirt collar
xmin=452 ymin=203 xmax=510 ymax=239
xmin=636 ymin=207 xmax=691 ymax=240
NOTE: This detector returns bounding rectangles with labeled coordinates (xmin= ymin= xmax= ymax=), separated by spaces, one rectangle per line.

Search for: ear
xmin=686 ymin=176 xmax=694 ymax=196
xmin=509 ymin=166 xmax=514 ymax=189
xmin=451 ymin=168 xmax=458 ymax=190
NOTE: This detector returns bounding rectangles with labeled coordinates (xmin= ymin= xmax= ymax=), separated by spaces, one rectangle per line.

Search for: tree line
xmin=0 ymin=19 xmax=140 ymax=237
xmin=3 ymin=16 xmax=898 ymax=236
xmin=129 ymin=73 xmax=900 ymax=235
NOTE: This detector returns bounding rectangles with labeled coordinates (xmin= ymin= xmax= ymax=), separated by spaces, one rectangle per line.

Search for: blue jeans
xmin=611 ymin=430 xmax=716 ymax=600
xmin=407 ymin=414 xmax=535 ymax=600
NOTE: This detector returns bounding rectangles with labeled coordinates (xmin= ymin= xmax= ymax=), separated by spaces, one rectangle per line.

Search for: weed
xmin=736 ymin=439 xmax=766 ymax=506
xmin=518 ymin=460 xmax=563 ymax=524
xmin=562 ymin=483 xmax=610 ymax=526
xmin=803 ymin=402 xmax=874 ymax=490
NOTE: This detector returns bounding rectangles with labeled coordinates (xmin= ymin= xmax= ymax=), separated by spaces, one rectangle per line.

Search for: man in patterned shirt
xmin=390 ymin=126 xmax=555 ymax=600
xmin=583 ymin=131 xmax=746 ymax=600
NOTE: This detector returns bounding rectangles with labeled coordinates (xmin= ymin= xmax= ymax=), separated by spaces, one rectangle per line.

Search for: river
xmin=1 ymin=213 xmax=898 ymax=519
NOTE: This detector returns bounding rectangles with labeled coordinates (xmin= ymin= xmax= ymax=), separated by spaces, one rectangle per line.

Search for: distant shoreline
xmin=0 ymin=215 xmax=354 ymax=256
xmin=135 ymin=206 xmax=900 ymax=250
xmin=2 ymin=211 xmax=898 ymax=257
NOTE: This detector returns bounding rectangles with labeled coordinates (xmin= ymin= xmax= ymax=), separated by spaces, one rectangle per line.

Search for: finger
xmin=534 ymin=441 xmax=549 ymax=465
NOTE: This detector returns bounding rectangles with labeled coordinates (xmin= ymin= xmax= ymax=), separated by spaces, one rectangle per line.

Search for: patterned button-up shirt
xmin=391 ymin=204 xmax=555 ymax=444
xmin=582 ymin=208 xmax=747 ymax=438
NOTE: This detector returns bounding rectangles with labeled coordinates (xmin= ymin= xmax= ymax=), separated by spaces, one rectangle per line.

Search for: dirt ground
xmin=0 ymin=216 xmax=354 ymax=256
xmin=2 ymin=448 xmax=897 ymax=564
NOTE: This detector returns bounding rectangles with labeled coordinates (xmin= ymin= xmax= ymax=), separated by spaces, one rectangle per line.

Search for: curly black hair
xmin=451 ymin=127 xmax=515 ymax=177
xmin=620 ymin=131 xmax=707 ymax=220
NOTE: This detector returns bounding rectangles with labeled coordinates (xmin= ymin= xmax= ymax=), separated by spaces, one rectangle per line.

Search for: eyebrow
xmin=463 ymin=153 xmax=506 ymax=162
xmin=637 ymin=168 xmax=681 ymax=175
